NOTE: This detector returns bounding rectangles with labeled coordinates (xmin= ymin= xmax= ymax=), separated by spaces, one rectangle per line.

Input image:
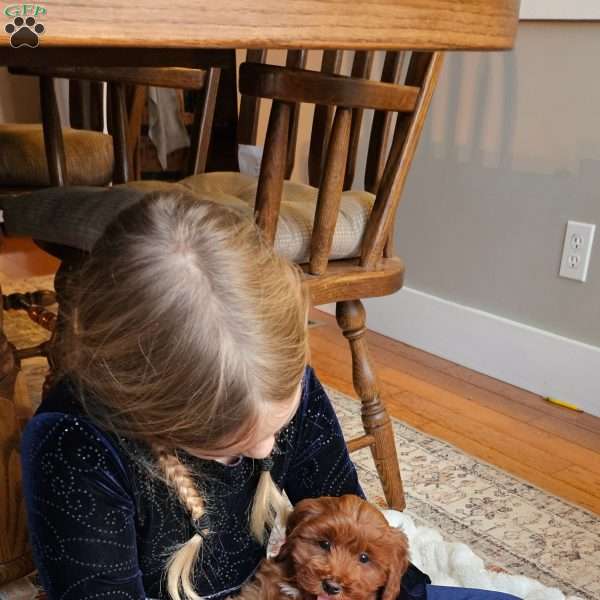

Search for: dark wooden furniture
xmin=6 ymin=65 xmax=221 ymax=187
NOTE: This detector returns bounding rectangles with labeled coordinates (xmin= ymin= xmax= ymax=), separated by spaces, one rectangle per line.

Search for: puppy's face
xmin=277 ymin=495 xmax=409 ymax=600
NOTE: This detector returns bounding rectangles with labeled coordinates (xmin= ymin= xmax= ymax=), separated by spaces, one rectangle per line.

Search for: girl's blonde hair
xmin=61 ymin=192 xmax=309 ymax=600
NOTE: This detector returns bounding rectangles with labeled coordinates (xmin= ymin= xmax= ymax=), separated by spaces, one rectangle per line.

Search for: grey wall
xmin=257 ymin=26 xmax=600 ymax=346
xmin=393 ymin=22 xmax=600 ymax=346
xmin=274 ymin=24 xmax=600 ymax=346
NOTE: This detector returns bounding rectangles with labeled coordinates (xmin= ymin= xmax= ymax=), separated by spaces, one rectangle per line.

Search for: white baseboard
xmin=318 ymin=288 xmax=600 ymax=417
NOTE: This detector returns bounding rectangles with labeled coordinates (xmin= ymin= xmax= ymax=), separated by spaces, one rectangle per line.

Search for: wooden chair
xmin=3 ymin=64 xmax=221 ymax=352
xmin=0 ymin=79 xmax=111 ymax=192
xmin=5 ymin=65 xmax=221 ymax=188
xmin=179 ymin=50 xmax=444 ymax=510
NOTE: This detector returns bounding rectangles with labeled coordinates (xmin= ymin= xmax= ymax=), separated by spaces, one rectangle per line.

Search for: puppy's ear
xmin=381 ymin=528 xmax=410 ymax=600
xmin=285 ymin=497 xmax=329 ymax=538
xmin=275 ymin=497 xmax=329 ymax=565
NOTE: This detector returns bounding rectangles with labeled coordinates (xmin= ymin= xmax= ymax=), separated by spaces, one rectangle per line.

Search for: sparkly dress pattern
xmin=21 ymin=367 xmax=363 ymax=600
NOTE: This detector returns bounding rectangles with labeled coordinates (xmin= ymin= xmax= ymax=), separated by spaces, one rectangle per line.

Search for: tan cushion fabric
xmin=0 ymin=124 xmax=114 ymax=186
xmin=180 ymin=172 xmax=375 ymax=263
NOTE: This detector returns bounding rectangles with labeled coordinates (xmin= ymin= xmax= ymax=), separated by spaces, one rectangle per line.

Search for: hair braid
xmin=250 ymin=470 xmax=290 ymax=543
xmin=154 ymin=445 xmax=207 ymax=600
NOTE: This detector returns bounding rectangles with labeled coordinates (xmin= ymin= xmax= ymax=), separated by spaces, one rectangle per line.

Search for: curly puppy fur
xmin=237 ymin=495 xmax=409 ymax=600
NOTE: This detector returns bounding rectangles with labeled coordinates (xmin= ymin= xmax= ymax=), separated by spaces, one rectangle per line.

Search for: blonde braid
xmin=250 ymin=469 xmax=291 ymax=543
xmin=154 ymin=445 xmax=207 ymax=600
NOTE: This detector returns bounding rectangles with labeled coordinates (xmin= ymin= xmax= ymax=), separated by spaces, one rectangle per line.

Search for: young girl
xmin=15 ymin=190 xmax=518 ymax=600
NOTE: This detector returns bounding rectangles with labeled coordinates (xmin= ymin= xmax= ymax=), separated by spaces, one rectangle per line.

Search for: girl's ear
xmin=381 ymin=528 xmax=410 ymax=600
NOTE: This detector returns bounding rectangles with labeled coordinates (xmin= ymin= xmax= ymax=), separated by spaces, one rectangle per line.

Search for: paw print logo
xmin=5 ymin=16 xmax=45 ymax=48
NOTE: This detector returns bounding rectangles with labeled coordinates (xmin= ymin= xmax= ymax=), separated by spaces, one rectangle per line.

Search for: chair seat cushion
xmin=0 ymin=124 xmax=114 ymax=187
xmin=0 ymin=181 xmax=192 ymax=259
xmin=180 ymin=172 xmax=375 ymax=263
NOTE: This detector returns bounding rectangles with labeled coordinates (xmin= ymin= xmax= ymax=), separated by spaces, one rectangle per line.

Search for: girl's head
xmin=64 ymin=191 xmax=309 ymax=454
xmin=62 ymin=191 xmax=309 ymax=600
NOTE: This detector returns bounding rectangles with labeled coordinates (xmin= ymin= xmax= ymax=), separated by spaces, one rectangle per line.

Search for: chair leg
xmin=336 ymin=299 xmax=406 ymax=510
xmin=44 ymin=260 xmax=79 ymax=393
xmin=0 ymin=288 xmax=34 ymax=584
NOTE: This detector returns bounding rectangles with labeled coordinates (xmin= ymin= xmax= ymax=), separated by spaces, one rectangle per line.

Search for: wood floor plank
xmin=445 ymin=364 xmax=600 ymax=433
xmin=388 ymin=391 xmax=573 ymax=476
xmin=314 ymin=309 xmax=599 ymax=428
xmin=308 ymin=346 xmax=398 ymax=398
xmin=314 ymin=365 xmax=433 ymax=430
xmin=553 ymin=464 xmax=600 ymax=501
xmin=422 ymin=421 xmax=600 ymax=515
xmin=382 ymin=374 xmax=600 ymax=477
xmin=0 ymin=237 xmax=59 ymax=280
xmin=532 ymin=415 xmax=600 ymax=454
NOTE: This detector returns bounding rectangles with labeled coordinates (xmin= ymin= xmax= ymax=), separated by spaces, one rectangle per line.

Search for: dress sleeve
xmin=282 ymin=367 xmax=365 ymax=505
xmin=20 ymin=412 xmax=146 ymax=600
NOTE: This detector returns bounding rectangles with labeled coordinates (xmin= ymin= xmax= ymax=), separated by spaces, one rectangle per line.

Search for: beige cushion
xmin=0 ymin=124 xmax=114 ymax=186
xmin=180 ymin=172 xmax=375 ymax=263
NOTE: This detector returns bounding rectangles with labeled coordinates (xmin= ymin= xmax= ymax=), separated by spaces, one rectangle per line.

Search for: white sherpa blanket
xmin=383 ymin=510 xmax=582 ymax=600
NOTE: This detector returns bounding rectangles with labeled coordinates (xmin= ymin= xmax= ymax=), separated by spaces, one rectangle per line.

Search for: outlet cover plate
xmin=559 ymin=221 xmax=596 ymax=282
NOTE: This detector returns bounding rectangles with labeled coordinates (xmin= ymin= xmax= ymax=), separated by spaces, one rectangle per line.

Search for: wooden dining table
xmin=0 ymin=1 xmax=519 ymax=52
xmin=0 ymin=0 xmax=520 ymax=587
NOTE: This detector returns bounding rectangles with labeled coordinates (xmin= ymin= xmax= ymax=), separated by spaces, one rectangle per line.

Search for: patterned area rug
xmin=2 ymin=275 xmax=599 ymax=600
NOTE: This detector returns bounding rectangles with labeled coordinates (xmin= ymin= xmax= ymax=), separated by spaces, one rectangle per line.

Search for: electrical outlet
xmin=559 ymin=221 xmax=595 ymax=282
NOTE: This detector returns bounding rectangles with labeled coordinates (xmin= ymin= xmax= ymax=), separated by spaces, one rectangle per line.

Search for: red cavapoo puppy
xmin=238 ymin=494 xmax=409 ymax=600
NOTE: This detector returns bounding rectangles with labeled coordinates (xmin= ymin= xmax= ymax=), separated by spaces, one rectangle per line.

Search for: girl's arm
xmin=281 ymin=366 xmax=365 ymax=505
xmin=21 ymin=412 xmax=146 ymax=599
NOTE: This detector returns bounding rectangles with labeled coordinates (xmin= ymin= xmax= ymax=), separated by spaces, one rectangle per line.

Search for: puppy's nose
xmin=322 ymin=580 xmax=342 ymax=596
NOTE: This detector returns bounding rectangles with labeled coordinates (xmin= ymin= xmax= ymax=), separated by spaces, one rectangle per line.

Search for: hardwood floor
xmin=0 ymin=237 xmax=59 ymax=280
xmin=309 ymin=309 xmax=600 ymax=515
xmin=2 ymin=238 xmax=600 ymax=514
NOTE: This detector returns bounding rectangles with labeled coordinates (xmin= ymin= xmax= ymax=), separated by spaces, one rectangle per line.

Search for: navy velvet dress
xmin=21 ymin=367 xmax=518 ymax=600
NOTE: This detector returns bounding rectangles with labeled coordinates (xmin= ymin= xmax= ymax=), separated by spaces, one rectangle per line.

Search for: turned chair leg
xmin=43 ymin=259 xmax=80 ymax=394
xmin=336 ymin=299 xmax=405 ymax=510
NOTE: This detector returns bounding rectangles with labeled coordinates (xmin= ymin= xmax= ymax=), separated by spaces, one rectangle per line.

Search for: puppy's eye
xmin=359 ymin=553 xmax=369 ymax=563
xmin=318 ymin=540 xmax=331 ymax=551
